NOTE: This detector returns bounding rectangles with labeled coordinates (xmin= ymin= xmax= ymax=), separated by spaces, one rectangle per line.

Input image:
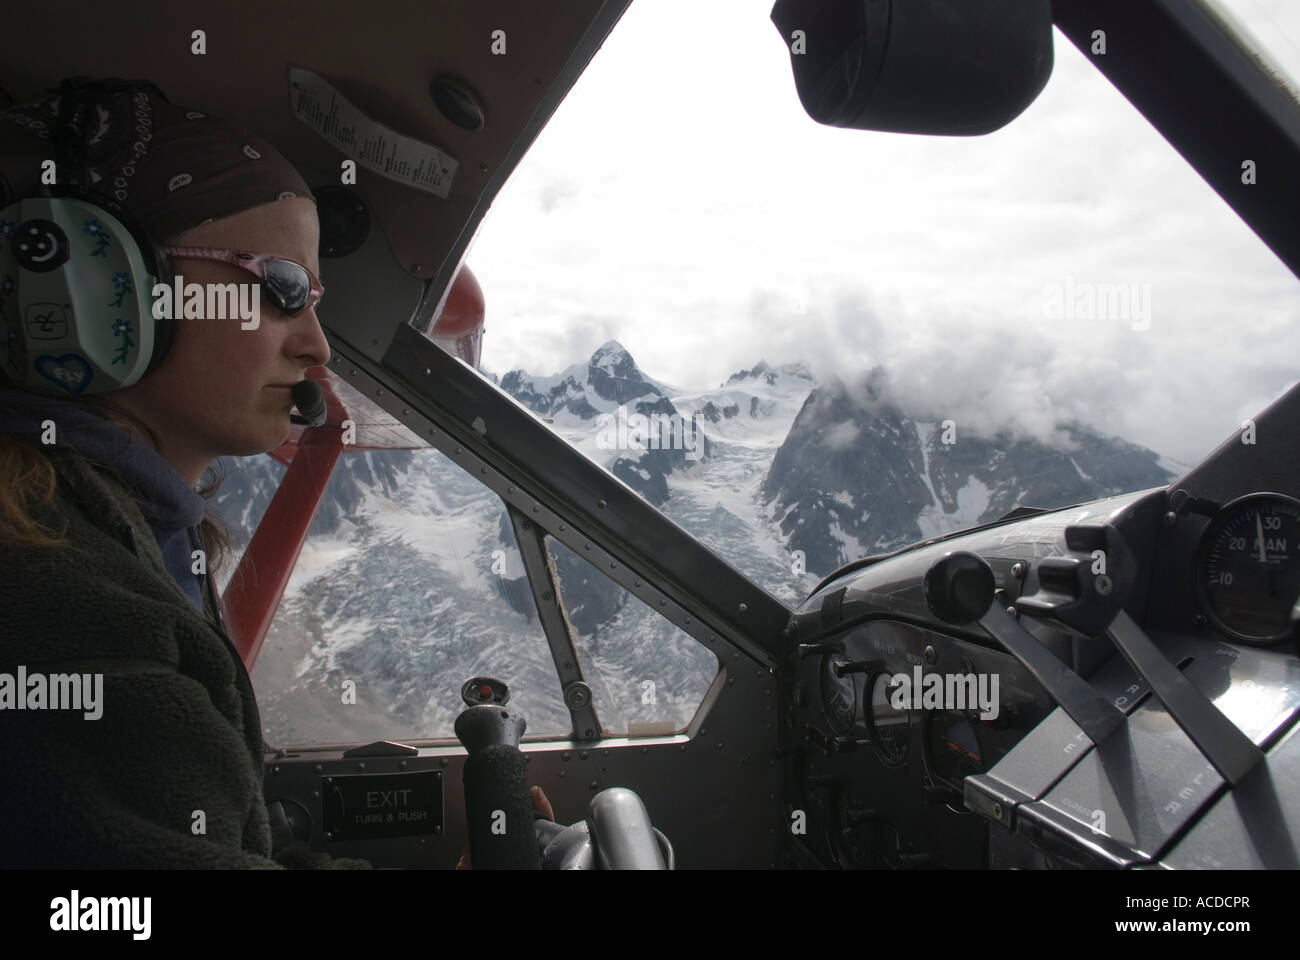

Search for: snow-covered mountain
xmin=211 ymin=342 xmax=1173 ymax=748
xmin=761 ymin=367 xmax=1175 ymax=577
xmin=498 ymin=341 xmax=712 ymax=506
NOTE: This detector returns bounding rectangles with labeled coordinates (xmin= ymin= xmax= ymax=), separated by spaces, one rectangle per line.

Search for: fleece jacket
xmin=0 ymin=421 xmax=370 ymax=868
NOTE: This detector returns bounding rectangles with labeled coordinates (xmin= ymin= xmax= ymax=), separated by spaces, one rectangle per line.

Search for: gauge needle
xmin=1257 ymin=511 xmax=1267 ymax=562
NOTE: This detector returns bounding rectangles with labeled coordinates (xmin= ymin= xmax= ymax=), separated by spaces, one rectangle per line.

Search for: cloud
xmin=469 ymin=0 xmax=1300 ymax=466
xmin=822 ymin=419 xmax=861 ymax=450
xmin=538 ymin=177 xmax=578 ymax=214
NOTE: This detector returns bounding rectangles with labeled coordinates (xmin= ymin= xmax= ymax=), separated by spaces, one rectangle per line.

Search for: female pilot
xmin=0 ymin=78 xmax=552 ymax=869
xmin=0 ymin=78 xmax=362 ymax=868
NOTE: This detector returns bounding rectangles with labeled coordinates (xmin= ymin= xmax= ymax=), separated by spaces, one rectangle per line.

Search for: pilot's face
xmin=110 ymin=197 xmax=330 ymax=485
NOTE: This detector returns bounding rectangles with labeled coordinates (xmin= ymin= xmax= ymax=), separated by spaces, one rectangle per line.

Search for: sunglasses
xmin=164 ymin=246 xmax=324 ymax=317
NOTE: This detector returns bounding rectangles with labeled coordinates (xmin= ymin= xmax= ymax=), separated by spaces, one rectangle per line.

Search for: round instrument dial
xmin=819 ymin=651 xmax=858 ymax=734
xmin=866 ymin=672 xmax=910 ymax=766
xmin=924 ymin=714 xmax=984 ymax=790
xmin=1195 ymin=493 xmax=1300 ymax=645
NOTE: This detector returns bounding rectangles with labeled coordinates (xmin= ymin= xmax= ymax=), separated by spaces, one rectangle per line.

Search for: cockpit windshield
xmin=464 ymin=0 xmax=1299 ymax=602
xmin=213 ymin=0 xmax=1299 ymax=750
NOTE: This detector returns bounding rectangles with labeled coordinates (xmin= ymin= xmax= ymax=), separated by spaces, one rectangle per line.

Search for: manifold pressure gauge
xmin=1195 ymin=493 xmax=1300 ymax=645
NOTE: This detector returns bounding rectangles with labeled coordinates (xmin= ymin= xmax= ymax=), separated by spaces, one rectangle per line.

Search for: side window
xmin=213 ymin=445 xmax=568 ymax=747
xmin=209 ymin=453 xmax=282 ymax=580
xmin=546 ymin=536 xmax=719 ymax=736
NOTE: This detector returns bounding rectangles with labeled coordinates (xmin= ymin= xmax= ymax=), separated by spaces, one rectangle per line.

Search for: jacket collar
xmin=44 ymin=445 xmax=175 ymax=579
xmin=46 ymin=446 xmax=247 ymax=673
xmin=0 ymin=386 xmax=207 ymax=544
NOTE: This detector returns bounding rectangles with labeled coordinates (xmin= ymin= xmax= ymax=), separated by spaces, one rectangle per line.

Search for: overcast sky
xmin=467 ymin=0 xmax=1300 ymax=466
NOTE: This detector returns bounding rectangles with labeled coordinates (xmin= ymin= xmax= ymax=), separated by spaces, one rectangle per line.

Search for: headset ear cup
xmin=56 ymin=193 xmax=175 ymax=383
xmin=81 ymin=196 xmax=175 ymax=376
xmin=16 ymin=79 xmax=178 ymax=392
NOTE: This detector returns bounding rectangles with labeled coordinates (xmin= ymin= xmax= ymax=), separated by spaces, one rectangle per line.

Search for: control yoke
xmin=453 ymin=677 xmax=673 ymax=869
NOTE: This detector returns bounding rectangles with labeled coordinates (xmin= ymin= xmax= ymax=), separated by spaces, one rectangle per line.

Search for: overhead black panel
xmin=770 ymin=0 xmax=1055 ymax=135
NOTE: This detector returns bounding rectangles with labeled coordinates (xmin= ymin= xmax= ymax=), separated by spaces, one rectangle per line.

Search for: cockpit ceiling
xmin=0 ymin=0 xmax=620 ymax=301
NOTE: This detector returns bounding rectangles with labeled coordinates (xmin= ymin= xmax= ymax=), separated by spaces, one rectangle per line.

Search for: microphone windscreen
xmin=289 ymin=378 xmax=326 ymax=426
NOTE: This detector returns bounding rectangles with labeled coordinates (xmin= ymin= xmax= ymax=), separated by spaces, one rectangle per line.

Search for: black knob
xmin=923 ymin=552 xmax=995 ymax=625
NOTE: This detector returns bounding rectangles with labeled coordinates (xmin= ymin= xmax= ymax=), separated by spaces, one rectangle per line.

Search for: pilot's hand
xmin=529 ymin=784 xmax=555 ymax=820
xmin=455 ymin=785 xmax=553 ymax=869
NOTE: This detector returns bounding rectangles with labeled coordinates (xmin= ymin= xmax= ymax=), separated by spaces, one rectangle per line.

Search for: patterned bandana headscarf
xmin=0 ymin=76 xmax=314 ymax=241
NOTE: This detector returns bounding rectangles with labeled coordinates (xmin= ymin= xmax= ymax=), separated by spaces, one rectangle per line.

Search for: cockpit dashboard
xmin=783 ymin=382 xmax=1300 ymax=868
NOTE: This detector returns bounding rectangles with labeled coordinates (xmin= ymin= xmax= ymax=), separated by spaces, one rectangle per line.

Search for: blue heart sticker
xmin=35 ymin=354 xmax=93 ymax=394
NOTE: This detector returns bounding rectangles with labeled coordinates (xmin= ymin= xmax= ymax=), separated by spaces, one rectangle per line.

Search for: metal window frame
xmin=289 ymin=325 xmax=788 ymax=744
xmin=1052 ymin=0 xmax=1300 ymax=279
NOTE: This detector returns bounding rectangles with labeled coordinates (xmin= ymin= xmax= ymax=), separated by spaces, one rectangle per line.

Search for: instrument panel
xmin=785 ymin=493 xmax=1300 ymax=868
xmin=784 ymin=385 xmax=1300 ymax=868
xmin=795 ymin=617 xmax=1057 ymax=868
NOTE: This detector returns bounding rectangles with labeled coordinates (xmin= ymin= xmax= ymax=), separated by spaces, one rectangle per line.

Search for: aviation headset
xmin=0 ymin=77 xmax=178 ymax=398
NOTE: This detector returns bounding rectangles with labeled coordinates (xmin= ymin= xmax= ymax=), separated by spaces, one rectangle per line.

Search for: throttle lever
xmin=1014 ymin=524 xmax=1133 ymax=637
xmin=924 ymin=551 xmax=1125 ymax=746
xmin=1016 ymin=521 xmax=1265 ymax=785
xmin=1105 ymin=611 xmax=1264 ymax=785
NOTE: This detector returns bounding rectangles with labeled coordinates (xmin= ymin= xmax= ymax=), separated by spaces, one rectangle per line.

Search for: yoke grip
xmin=455 ymin=704 xmax=540 ymax=869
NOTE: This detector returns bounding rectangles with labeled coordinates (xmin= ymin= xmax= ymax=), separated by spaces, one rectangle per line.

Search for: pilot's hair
xmin=0 ymin=388 xmax=235 ymax=575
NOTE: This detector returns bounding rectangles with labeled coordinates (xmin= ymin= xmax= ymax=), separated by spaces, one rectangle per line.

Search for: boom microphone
xmin=288 ymin=378 xmax=326 ymax=427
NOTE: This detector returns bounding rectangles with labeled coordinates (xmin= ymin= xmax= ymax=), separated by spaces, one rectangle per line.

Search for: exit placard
xmin=322 ymin=770 xmax=443 ymax=842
